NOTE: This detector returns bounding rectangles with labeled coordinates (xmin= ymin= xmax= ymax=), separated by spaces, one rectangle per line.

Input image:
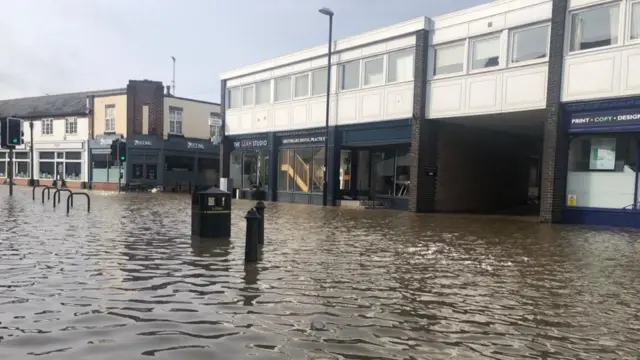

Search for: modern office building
xmin=219 ymin=0 xmax=639 ymax=227
xmin=0 ymin=80 xmax=221 ymax=191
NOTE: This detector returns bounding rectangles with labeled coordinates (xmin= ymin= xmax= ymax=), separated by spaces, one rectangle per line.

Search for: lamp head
xmin=319 ymin=7 xmax=334 ymax=16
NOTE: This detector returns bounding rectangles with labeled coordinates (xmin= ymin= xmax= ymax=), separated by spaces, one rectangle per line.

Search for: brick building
xmin=218 ymin=0 xmax=640 ymax=227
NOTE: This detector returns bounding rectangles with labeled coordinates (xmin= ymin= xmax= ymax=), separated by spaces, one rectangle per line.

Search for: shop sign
xmin=280 ymin=135 xmax=326 ymax=146
xmin=133 ymin=139 xmax=152 ymax=146
xmin=233 ymin=138 xmax=269 ymax=149
xmin=187 ymin=141 xmax=205 ymax=150
xmin=570 ymin=110 xmax=640 ymax=129
xmin=567 ymin=194 xmax=577 ymax=207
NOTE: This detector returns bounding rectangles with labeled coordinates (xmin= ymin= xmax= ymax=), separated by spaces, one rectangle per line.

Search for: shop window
xmin=631 ymin=1 xmax=640 ymax=41
xmin=312 ymin=147 xmax=325 ymax=193
xmin=165 ymin=155 xmax=193 ymax=172
xmin=510 ymin=24 xmax=550 ymax=63
xmin=146 ymin=164 xmax=157 ymax=179
xmin=569 ymin=3 xmax=620 ymax=52
xmin=65 ymin=162 xmax=82 ymax=181
xmin=339 ymin=60 xmax=360 ymax=90
xmin=132 ymin=164 xmax=144 ymax=179
xmin=278 ymin=149 xmax=295 ymax=192
xmin=39 ymin=161 xmax=55 ymax=179
xmin=294 ymin=74 xmax=310 ymax=98
xmin=228 ymin=87 xmax=241 ymax=109
xmin=566 ymin=134 xmax=637 ymax=209
xmin=0 ymin=161 xmax=5 ymax=177
xmin=66 ymin=152 xmax=82 ymax=160
xmin=91 ymin=153 xmax=119 ymax=183
xmin=311 ymin=68 xmax=327 ymax=96
xmin=294 ymin=148 xmax=313 ymax=192
xmin=371 ymin=146 xmax=410 ymax=197
xmin=434 ymin=42 xmax=465 ymax=76
xmin=275 ymin=77 xmax=292 ymax=102
xmin=387 ymin=49 xmax=414 ymax=83
xmin=471 ymin=35 xmax=500 ymax=70
xmin=278 ymin=147 xmax=324 ymax=193
xmin=242 ymin=85 xmax=254 ymax=107
xmin=363 ymin=57 xmax=383 ymax=86
xmin=255 ymin=80 xmax=271 ymax=105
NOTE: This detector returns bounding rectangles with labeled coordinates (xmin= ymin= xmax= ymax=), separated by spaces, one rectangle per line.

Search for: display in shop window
xmin=589 ymin=138 xmax=616 ymax=170
xmin=147 ymin=165 xmax=157 ymax=179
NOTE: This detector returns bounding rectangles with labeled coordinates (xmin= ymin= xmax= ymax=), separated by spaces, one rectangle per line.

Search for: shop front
xmin=562 ymin=96 xmax=640 ymax=227
xmin=34 ymin=141 xmax=87 ymax=188
xmin=127 ymin=135 xmax=162 ymax=188
xmin=228 ymin=134 xmax=272 ymax=200
xmin=337 ymin=120 xmax=412 ymax=210
xmin=276 ymin=132 xmax=326 ymax=205
xmin=89 ymin=135 xmax=123 ymax=190
xmin=163 ymin=137 xmax=219 ymax=190
xmin=0 ymin=145 xmax=31 ymax=185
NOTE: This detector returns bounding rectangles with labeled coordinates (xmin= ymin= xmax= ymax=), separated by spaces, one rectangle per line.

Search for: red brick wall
xmin=90 ymin=182 xmax=119 ymax=191
xmin=126 ymin=80 xmax=165 ymax=138
xmin=435 ymin=123 xmax=539 ymax=213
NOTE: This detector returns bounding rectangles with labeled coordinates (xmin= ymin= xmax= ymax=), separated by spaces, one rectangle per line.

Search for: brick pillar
xmin=408 ymin=29 xmax=437 ymax=213
xmin=126 ymin=80 xmax=164 ymax=138
xmin=540 ymin=0 xmax=569 ymax=223
xmin=219 ymin=80 xmax=232 ymax=179
xmin=268 ymin=132 xmax=277 ymax=201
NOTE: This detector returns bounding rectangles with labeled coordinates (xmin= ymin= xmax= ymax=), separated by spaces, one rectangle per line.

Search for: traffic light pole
xmin=29 ymin=120 xmax=35 ymax=186
xmin=117 ymin=139 xmax=121 ymax=193
xmin=8 ymin=147 xmax=13 ymax=196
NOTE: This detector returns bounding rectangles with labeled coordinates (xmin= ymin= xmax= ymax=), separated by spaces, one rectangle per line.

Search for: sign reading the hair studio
xmin=233 ymin=138 xmax=269 ymax=149
xmin=570 ymin=110 xmax=640 ymax=129
xmin=280 ymin=135 xmax=326 ymax=146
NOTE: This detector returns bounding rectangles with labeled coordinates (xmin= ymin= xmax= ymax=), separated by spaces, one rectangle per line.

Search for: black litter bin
xmin=191 ymin=187 xmax=232 ymax=238
xmin=249 ymin=187 xmax=267 ymax=201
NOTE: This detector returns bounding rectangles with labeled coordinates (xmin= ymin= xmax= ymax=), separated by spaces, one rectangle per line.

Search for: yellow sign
xmin=567 ymin=194 xmax=577 ymax=207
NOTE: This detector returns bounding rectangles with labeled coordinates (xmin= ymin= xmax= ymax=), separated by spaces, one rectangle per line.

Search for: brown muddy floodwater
xmin=0 ymin=186 xmax=640 ymax=359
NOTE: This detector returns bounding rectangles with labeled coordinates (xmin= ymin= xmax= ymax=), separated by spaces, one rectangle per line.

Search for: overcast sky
xmin=0 ymin=0 xmax=489 ymax=102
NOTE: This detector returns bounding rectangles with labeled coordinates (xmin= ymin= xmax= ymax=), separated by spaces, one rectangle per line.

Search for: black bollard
xmin=245 ymin=208 xmax=260 ymax=263
xmin=254 ymin=200 xmax=266 ymax=246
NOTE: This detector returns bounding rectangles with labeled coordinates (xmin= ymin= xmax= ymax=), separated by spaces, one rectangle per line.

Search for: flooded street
xmin=1 ymin=187 xmax=639 ymax=359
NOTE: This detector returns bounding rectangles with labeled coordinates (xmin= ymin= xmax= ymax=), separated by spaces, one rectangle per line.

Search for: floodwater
xmin=1 ymin=187 xmax=640 ymax=360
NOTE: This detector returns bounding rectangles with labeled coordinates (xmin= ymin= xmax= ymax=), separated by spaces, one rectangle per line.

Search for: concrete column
xmin=540 ymin=0 xmax=569 ymax=223
xmin=219 ymin=79 xmax=231 ymax=179
xmin=408 ymin=29 xmax=438 ymax=213
xmin=325 ymin=126 xmax=340 ymax=206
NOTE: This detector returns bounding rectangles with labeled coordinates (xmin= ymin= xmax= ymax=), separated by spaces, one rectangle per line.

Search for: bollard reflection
xmin=241 ymin=262 xmax=261 ymax=306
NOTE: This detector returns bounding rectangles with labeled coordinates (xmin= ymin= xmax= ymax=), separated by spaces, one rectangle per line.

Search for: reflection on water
xmin=1 ymin=186 xmax=640 ymax=359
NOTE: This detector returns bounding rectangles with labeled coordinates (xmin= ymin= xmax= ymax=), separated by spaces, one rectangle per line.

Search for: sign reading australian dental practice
xmin=280 ymin=135 xmax=326 ymax=146
xmin=570 ymin=110 xmax=640 ymax=130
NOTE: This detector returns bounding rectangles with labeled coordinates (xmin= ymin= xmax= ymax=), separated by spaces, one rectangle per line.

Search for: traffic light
xmin=110 ymin=139 xmax=118 ymax=160
xmin=118 ymin=140 xmax=126 ymax=162
xmin=0 ymin=117 xmax=24 ymax=148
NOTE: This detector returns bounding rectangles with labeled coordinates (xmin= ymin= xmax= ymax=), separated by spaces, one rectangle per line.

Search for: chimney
xmin=165 ymin=85 xmax=171 ymax=96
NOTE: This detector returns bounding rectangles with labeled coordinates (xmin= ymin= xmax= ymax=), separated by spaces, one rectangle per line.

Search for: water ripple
xmin=1 ymin=187 xmax=640 ymax=359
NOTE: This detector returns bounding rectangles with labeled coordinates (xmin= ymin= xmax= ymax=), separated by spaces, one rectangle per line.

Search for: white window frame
xmin=387 ymin=48 xmax=415 ymax=84
xmin=339 ymin=59 xmax=361 ymax=92
xmin=509 ymin=23 xmax=551 ymax=66
xmin=311 ymin=67 xmax=328 ymax=97
xmin=361 ymin=56 xmax=385 ymax=88
xmin=433 ymin=41 xmax=466 ymax=78
xmin=567 ymin=2 xmax=622 ymax=55
xmin=169 ymin=107 xmax=183 ymax=135
xmin=255 ymin=80 xmax=272 ymax=105
xmin=41 ymin=118 xmax=53 ymax=135
xmin=105 ymin=105 xmax=116 ymax=133
xmin=65 ymin=117 xmax=78 ymax=135
xmin=628 ymin=0 xmax=640 ymax=43
xmin=241 ymin=85 xmax=254 ymax=107
xmin=227 ymin=87 xmax=241 ymax=109
xmin=293 ymin=73 xmax=310 ymax=99
xmin=469 ymin=33 xmax=503 ymax=74
xmin=274 ymin=76 xmax=292 ymax=103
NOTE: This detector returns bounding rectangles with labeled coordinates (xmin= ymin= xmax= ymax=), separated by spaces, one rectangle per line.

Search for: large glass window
xmin=91 ymin=153 xmax=120 ymax=183
xmin=311 ymin=68 xmax=328 ymax=96
xmin=566 ymin=134 xmax=637 ymax=209
xmin=371 ymin=146 xmax=411 ymax=197
xmin=339 ymin=60 xmax=360 ymax=90
xmin=255 ymin=80 xmax=271 ymax=105
xmin=570 ymin=3 xmax=620 ymax=52
xmin=231 ymin=150 xmax=269 ymax=190
xmin=242 ymin=86 xmax=254 ymax=107
xmin=363 ymin=57 xmax=384 ymax=86
xmin=278 ymin=147 xmax=324 ymax=193
xmin=631 ymin=2 xmax=640 ymax=41
xmin=39 ymin=151 xmax=82 ymax=181
xmin=434 ymin=43 xmax=465 ymax=76
xmin=275 ymin=76 xmax=292 ymax=102
xmin=228 ymin=87 xmax=241 ymax=109
xmin=294 ymin=74 xmax=309 ymax=98
xmin=0 ymin=160 xmax=6 ymax=178
xmin=14 ymin=151 xmax=30 ymax=178
xmin=471 ymin=35 xmax=501 ymax=70
xmin=165 ymin=156 xmax=193 ymax=172
xmin=511 ymin=24 xmax=550 ymax=63
xmin=388 ymin=49 xmax=414 ymax=83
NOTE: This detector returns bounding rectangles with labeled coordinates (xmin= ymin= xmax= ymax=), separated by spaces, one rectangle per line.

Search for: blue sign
xmin=570 ymin=109 xmax=640 ymax=131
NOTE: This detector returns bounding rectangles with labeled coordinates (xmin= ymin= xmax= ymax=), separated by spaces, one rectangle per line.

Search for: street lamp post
xmin=319 ymin=7 xmax=333 ymax=207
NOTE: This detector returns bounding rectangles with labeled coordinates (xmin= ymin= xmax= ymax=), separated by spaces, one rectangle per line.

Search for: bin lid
xmin=198 ymin=186 xmax=230 ymax=195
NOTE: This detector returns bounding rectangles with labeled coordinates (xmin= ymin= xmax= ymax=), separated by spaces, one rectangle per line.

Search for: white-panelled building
xmin=218 ymin=0 xmax=640 ymax=228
